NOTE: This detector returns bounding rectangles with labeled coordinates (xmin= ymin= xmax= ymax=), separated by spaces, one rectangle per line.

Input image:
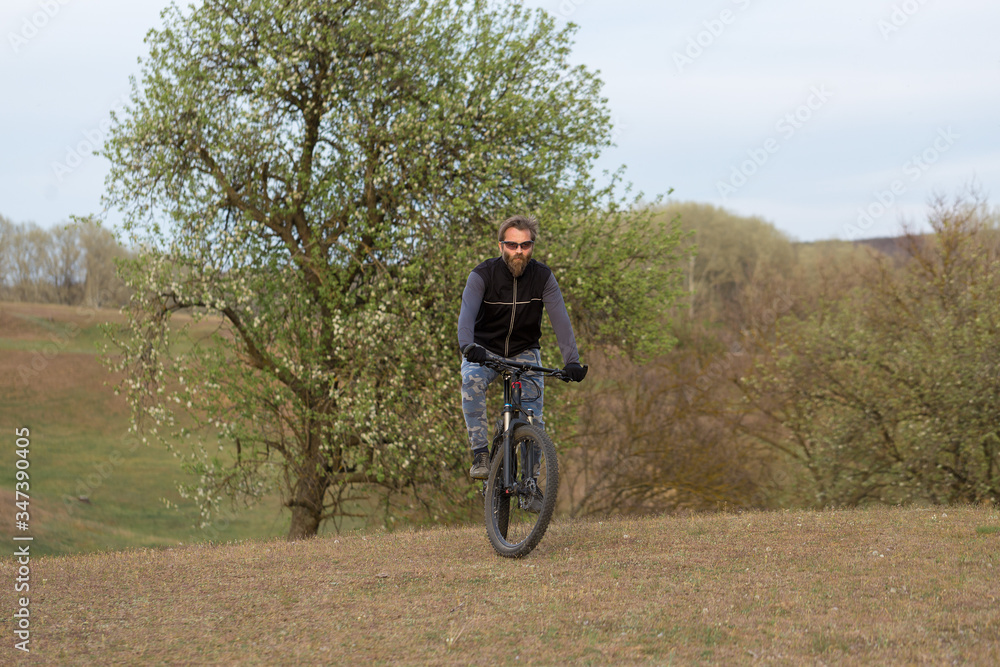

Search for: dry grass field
xmin=3 ymin=301 xmax=999 ymax=664
xmin=4 ymin=506 xmax=998 ymax=665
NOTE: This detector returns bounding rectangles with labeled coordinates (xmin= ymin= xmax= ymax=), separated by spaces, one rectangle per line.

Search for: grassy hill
xmin=0 ymin=301 xmax=291 ymax=556
xmin=4 ymin=506 xmax=999 ymax=664
xmin=2 ymin=302 xmax=999 ymax=663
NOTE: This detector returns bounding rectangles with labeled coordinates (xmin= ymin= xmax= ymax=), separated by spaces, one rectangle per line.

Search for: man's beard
xmin=503 ymin=249 xmax=530 ymax=277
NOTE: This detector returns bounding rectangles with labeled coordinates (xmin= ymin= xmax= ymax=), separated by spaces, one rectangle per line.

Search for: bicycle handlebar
xmin=462 ymin=344 xmax=588 ymax=382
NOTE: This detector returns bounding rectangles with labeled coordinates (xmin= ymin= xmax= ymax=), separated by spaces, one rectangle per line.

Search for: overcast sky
xmin=3 ymin=0 xmax=998 ymax=242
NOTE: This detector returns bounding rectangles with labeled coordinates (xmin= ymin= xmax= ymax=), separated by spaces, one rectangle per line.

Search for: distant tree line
xmin=0 ymin=215 xmax=131 ymax=307
xmin=564 ymin=189 xmax=1000 ymax=517
xmin=740 ymin=191 xmax=1000 ymax=507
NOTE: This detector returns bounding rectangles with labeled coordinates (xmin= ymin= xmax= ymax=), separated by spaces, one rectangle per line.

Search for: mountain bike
xmin=463 ymin=345 xmax=587 ymax=558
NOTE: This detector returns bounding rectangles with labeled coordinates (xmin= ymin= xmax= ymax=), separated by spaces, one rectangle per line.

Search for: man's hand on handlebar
xmin=562 ymin=362 xmax=587 ymax=383
xmin=463 ymin=343 xmax=490 ymax=365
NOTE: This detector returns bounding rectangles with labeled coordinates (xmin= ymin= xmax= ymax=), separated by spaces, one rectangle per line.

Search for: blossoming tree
xmin=103 ymin=0 xmax=684 ymax=538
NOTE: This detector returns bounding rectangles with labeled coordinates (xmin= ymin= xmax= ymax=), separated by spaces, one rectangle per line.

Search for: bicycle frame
xmin=496 ymin=367 xmax=532 ymax=495
xmin=487 ymin=360 xmax=558 ymax=494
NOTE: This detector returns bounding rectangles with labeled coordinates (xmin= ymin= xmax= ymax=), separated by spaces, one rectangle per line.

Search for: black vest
xmin=472 ymin=256 xmax=551 ymax=358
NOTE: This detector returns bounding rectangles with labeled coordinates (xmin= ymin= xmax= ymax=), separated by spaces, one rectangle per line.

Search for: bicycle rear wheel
xmin=484 ymin=424 xmax=558 ymax=558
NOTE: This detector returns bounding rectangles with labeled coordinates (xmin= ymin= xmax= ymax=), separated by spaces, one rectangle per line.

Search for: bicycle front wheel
xmin=484 ymin=424 xmax=558 ymax=558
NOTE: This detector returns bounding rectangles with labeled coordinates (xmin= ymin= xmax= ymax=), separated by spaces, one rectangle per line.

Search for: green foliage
xmin=543 ymin=194 xmax=687 ymax=360
xmin=658 ymin=201 xmax=795 ymax=325
xmin=741 ymin=192 xmax=1000 ymax=507
xmin=101 ymin=0 xmax=682 ymax=537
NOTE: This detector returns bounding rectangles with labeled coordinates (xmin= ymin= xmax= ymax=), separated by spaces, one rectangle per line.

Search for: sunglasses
xmin=500 ymin=240 xmax=534 ymax=251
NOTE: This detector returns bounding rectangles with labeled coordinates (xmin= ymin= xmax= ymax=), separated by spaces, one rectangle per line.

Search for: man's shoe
xmin=470 ymin=451 xmax=490 ymax=480
xmin=528 ymin=448 xmax=542 ymax=511
xmin=525 ymin=489 xmax=543 ymax=513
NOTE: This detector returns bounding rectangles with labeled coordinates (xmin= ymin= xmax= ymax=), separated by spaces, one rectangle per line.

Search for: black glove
xmin=562 ymin=362 xmax=587 ymax=383
xmin=464 ymin=344 xmax=490 ymax=364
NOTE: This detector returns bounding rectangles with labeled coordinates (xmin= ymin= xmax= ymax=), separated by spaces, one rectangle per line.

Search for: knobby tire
xmin=484 ymin=424 xmax=558 ymax=558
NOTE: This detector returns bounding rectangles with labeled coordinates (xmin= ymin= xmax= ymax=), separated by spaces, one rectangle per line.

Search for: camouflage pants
xmin=461 ymin=348 xmax=544 ymax=455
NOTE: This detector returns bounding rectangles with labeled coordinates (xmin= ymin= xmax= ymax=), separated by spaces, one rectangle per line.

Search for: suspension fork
xmin=501 ymin=372 xmax=523 ymax=492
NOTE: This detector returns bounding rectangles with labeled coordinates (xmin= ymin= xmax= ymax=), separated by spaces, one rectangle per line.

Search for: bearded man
xmin=457 ymin=214 xmax=586 ymax=479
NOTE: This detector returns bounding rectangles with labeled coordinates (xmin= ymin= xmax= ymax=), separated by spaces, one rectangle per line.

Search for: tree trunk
xmin=288 ymin=501 xmax=322 ymax=539
xmin=287 ymin=456 xmax=329 ymax=540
